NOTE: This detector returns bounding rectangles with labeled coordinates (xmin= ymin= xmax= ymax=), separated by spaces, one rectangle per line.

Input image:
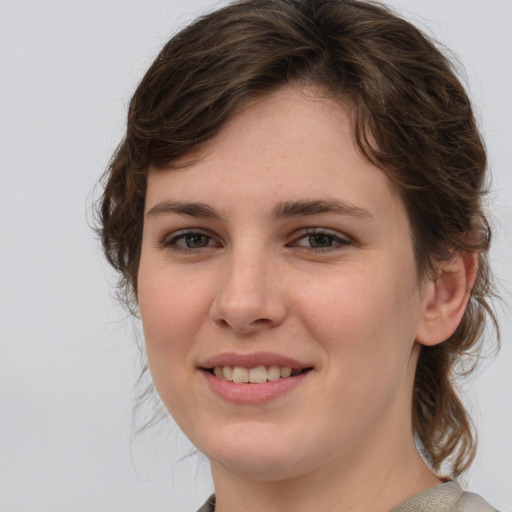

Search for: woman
xmin=98 ymin=0 xmax=499 ymax=510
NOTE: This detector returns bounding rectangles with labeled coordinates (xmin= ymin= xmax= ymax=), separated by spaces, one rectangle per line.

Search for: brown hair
xmin=98 ymin=0 xmax=498 ymax=477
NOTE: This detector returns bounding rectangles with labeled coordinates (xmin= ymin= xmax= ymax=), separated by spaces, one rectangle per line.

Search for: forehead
xmin=167 ymin=87 xmax=354 ymax=170
xmin=146 ymin=87 xmax=407 ymax=230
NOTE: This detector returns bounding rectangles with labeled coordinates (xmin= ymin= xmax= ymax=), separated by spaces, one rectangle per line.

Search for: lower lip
xmin=202 ymin=370 xmax=311 ymax=404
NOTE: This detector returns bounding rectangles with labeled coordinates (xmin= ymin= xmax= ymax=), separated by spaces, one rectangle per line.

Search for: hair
xmin=97 ymin=0 xmax=498 ymax=477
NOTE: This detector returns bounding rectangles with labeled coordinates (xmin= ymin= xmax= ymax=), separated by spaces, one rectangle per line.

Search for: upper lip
xmin=201 ymin=352 xmax=312 ymax=369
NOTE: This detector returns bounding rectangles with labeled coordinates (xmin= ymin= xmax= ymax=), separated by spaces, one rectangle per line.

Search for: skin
xmin=137 ymin=87 xmax=473 ymax=512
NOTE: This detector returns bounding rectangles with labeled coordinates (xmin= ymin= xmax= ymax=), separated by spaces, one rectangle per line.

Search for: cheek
xmin=296 ymin=262 xmax=420 ymax=379
xmin=296 ymin=265 xmax=399 ymax=339
xmin=136 ymin=272 xmax=207 ymax=425
xmin=137 ymin=263 xmax=212 ymax=381
xmin=139 ymin=260 xmax=207 ymax=333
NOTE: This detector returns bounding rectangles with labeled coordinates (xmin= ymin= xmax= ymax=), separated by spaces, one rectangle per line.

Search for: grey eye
xmin=183 ymin=233 xmax=211 ymax=248
xmin=308 ymin=233 xmax=336 ymax=248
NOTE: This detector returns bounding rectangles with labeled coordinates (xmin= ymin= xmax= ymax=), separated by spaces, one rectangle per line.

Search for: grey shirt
xmin=196 ymin=482 xmax=498 ymax=511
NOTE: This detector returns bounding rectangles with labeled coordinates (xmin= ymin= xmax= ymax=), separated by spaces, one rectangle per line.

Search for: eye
xmin=164 ymin=230 xmax=219 ymax=250
xmin=292 ymin=229 xmax=350 ymax=250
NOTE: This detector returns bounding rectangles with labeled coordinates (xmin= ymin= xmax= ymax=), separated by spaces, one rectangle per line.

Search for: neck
xmin=211 ymin=412 xmax=441 ymax=512
xmin=212 ymin=442 xmax=440 ymax=512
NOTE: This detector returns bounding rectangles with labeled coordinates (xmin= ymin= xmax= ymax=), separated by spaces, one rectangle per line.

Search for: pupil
xmin=187 ymin=234 xmax=207 ymax=247
xmin=309 ymin=234 xmax=332 ymax=247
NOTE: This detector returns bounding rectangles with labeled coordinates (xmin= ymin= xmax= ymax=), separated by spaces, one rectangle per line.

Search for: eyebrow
xmin=146 ymin=201 xmax=221 ymax=219
xmin=272 ymin=199 xmax=373 ymax=220
xmin=146 ymin=199 xmax=372 ymax=220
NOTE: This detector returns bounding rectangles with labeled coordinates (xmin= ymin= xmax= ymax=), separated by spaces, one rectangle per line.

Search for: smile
xmin=209 ymin=365 xmax=309 ymax=383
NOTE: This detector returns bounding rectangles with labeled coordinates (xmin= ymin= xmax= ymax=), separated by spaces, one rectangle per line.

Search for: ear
xmin=416 ymin=251 xmax=478 ymax=347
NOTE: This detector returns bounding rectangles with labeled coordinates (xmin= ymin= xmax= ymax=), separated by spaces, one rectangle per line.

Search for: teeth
xmin=280 ymin=367 xmax=292 ymax=378
xmin=267 ymin=365 xmax=281 ymax=381
xmin=212 ymin=365 xmax=304 ymax=383
xmin=223 ymin=366 xmax=233 ymax=380
xmin=248 ymin=366 xmax=267 ymax=383
xmin=232 ymin=367 xmax=249 ymax=383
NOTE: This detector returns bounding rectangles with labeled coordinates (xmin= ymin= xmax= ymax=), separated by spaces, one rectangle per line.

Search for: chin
xmin=197 ymin=422 xmax=322 ymax=481
xmin=211 ymin=451 xmax=310 ymax=482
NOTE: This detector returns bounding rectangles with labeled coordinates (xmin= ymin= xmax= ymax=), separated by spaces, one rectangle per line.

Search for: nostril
xmin=252 ymin=318 xmax=272 ymax=325
xmin=213 ymin=316 xmax=274 ymax=332
xmin=215 ymin=318 xmax=230 ymax=328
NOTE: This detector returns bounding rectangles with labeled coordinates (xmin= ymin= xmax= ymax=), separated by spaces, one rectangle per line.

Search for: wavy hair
xmin=97 ymin=0 xmax=498 ymax=477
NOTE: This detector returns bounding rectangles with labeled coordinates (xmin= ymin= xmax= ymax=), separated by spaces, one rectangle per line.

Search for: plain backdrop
xmin=1 ymin=1 xmax=511 ymax=511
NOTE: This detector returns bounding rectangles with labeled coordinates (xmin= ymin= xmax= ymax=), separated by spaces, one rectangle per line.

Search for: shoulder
xmin=196 ymin=485 xmax=499 ymax=512
xmin=390 ymin=482 xmax=499 ymax=512
xmin=453 ymin=490 xmax=499 ymax=512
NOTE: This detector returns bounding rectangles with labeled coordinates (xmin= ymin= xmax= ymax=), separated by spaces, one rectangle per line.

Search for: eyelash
xmin=162 ymin=229 xmax=220 ymax=252
xmin=289 ymin=228 xmax=351 ymax=253
xmin=161 ymin=228 xmax=351 ymax=254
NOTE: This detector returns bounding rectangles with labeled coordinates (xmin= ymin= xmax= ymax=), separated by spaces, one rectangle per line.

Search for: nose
xmin=209 ymin=249 xmax=287 ymax=335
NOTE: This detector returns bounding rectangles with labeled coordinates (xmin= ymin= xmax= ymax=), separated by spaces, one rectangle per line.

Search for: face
xmin=138 ymin=87 xmax=431 ymax=482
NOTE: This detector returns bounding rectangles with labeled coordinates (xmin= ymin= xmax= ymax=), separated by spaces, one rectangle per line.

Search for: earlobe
xmin=416 ymin=251 xmax=478 ymax=347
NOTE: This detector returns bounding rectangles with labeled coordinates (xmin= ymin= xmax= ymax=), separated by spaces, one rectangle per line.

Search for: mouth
xmin=204 ymin=365 xmax=313 ymax=383
xmin=200 ymin=354 xmax=314 ymax=403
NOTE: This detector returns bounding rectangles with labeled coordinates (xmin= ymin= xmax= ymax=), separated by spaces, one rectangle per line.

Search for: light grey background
xmin=1 ymin=1 xmax=510 ymax=511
